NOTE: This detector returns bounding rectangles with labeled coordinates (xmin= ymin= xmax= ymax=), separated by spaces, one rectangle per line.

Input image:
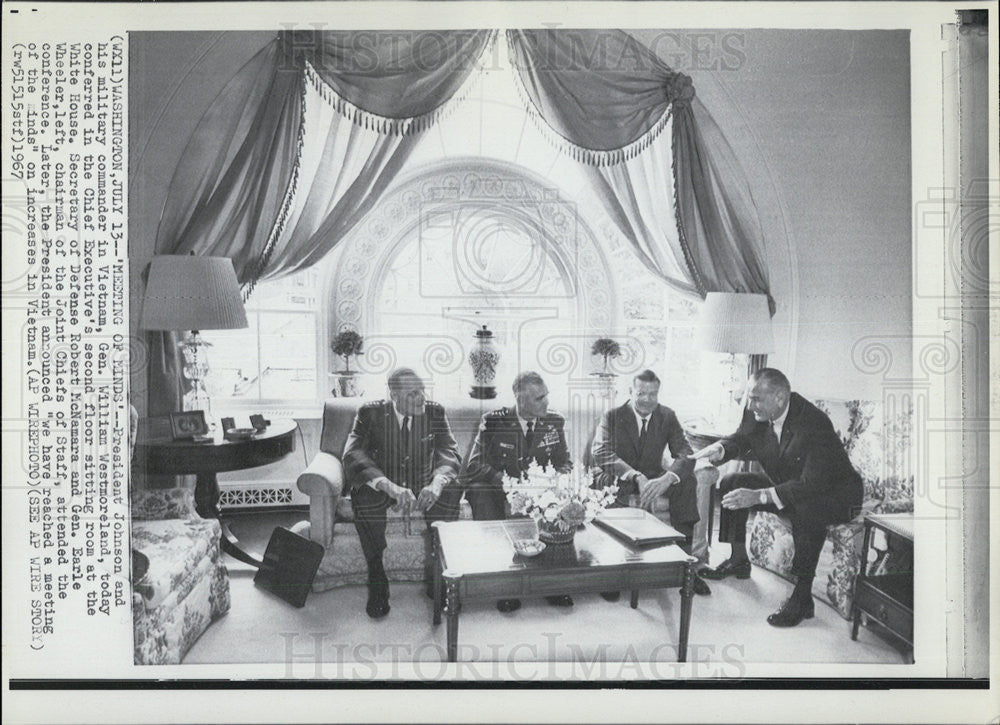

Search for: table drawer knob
xmin=877 ymin=604 xmax=888 ymax=621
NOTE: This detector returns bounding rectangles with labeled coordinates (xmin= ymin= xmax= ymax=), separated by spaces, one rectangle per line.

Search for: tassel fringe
xmin=507 ymin=33 xmax=674 ymax=168
xmin=303 ymin=30 xmax=497 ymax=137
xmin=242 ymin=74 xmax=309 ymax=302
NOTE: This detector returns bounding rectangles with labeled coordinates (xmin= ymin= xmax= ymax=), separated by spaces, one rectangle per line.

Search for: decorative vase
xmin=537 ymin=519 xmax=577 ymax=545
xmin=331 ymin=372 xmax=363 ymax=398
xmin=468 ymin=325 xmax=500 ymax=399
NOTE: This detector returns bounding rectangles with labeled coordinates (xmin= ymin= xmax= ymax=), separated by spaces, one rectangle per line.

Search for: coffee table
xmin=430 ymin=518 xmax=697 ymax=663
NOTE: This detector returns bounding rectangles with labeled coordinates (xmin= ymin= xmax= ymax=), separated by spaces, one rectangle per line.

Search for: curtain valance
xmin=154 ymin=30 xmax=495 ymax=286
xmin=507 ymin=29 xmax=689 ymax=165
xmin=507 ymin=29 xmax=773 ymax=314
xmin=147 ymin=30 xmax=493 ymax=414
xmin=290 ymin=30 xmax=493 ymax=134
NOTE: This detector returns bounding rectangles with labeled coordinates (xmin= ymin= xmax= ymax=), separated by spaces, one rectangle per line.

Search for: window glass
xmin=201 ymin=268 xmax=321 ymax=409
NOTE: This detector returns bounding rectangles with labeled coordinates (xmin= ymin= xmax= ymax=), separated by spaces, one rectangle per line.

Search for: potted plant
xmin=330 ymin=330 xmax=364 ymax=397
xmin=591 ymin=337 xmax=622 ymax=376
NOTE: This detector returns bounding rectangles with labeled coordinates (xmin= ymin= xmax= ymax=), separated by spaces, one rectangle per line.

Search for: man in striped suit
xmin=343 ymin=367 xmax=462 ymax=619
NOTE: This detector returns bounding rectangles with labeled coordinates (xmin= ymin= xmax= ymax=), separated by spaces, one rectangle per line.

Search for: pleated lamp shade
xmin=696 ymin=292 xmax=774 ymax=354
xmin=140 ymin=255 xmax=248 ymax=331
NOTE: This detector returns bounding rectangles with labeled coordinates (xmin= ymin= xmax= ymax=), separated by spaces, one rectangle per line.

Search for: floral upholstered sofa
xmin=131 ymin=487 xmax=232 ymax=664
xmin=130 ymin=406 xmax=231 ymax=665
xmin=747 ymin=398 xmax=914 ymax=618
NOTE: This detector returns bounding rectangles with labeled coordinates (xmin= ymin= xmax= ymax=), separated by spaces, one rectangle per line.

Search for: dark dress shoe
xmin=545 ymin=594 xmax=574 ymax=607
xmin=496 ymin=598 xmax=522 ymax=613
xmin=691 ymin=575 xmax=711 ymax=596
xmin=600 ymin=591 xmax=621 ymax=602
xmin=366 ymin=585 xmax=390 ymax=620
xmin=699 ymin=558 xmax=752 ymax=580
xmin=766 ymin=597 xmax=815 ymax=627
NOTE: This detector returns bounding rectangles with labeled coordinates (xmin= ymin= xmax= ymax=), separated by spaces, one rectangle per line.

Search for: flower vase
xmin=537 ymin=519 xmax=576 ymax=545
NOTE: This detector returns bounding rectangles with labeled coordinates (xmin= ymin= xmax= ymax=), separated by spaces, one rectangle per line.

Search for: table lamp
xmin=140 ymin=254 xmax=249 ymax=421
xmin=696 ymin=292 xmax=774 ymax=430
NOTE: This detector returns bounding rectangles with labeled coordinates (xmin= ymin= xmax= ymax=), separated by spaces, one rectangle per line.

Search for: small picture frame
xmin=169 ymin=410 xmax=209 ymax=440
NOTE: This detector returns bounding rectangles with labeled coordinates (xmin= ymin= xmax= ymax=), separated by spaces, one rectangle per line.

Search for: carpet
xmin=182 ymin=509 xmax=909 ymax=670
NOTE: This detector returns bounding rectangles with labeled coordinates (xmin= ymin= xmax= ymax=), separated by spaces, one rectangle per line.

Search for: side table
xmin=134 ymin=418 xmax=298 ymax=567
xmin=850 ymin=512 xmax=913 ymax=660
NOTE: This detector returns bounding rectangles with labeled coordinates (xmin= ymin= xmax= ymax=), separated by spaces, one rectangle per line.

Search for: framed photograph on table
xmin=168 ymin=410 xmax=209 ymax=440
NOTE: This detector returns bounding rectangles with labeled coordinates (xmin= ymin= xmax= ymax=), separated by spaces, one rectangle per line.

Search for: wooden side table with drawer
xmin=850 ymin=512 xmax=913 ymax=660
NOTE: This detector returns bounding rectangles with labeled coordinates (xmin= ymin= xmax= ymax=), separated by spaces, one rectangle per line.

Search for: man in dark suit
xmin=695 ymin=368 xmax=863 ymax=627
xmin=461 ymin=370 xmax=573 ymax=611
xmin=343 ymin=367 xmax=462 ymax=619
xmin=591 ymin=368 xmax=709 ymax=598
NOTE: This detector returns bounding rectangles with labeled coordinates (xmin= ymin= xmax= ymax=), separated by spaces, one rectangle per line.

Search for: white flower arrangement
xmin=502 ymin=462 xmax=619 ymax=532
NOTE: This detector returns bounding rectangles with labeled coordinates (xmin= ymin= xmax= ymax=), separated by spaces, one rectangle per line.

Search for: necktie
xmin=525 ymin=419 xmax=535 ymax=442
xmin=767 ymin=421 xmax=780 ymax=457
xmin=638 ymin=417 xmax=648 ymax=448
xmin=400 ymin=415 xmax=412 ymax=488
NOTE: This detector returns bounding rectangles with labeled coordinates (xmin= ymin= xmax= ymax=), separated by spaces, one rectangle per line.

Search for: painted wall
xmin=130 ymin=28 xmax=913 ymax=419
xmin=630 ymin=28 xmax=912 ymax=400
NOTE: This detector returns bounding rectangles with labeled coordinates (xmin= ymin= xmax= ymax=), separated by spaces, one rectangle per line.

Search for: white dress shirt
xmin=517 ymin=415 xmax=538 ymax=438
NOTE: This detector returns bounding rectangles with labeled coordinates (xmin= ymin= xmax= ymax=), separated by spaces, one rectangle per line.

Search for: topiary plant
xmin=331 ymin=330 xmax=364 ymax=373
xmin=591 ymin=337 xmax=622 ymax=374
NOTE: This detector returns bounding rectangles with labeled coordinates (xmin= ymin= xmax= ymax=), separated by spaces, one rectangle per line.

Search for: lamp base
xmin=469 ymin=385 xmax=497 ymax=400
xmin=179 ymin=330 xmax=215 ymax=427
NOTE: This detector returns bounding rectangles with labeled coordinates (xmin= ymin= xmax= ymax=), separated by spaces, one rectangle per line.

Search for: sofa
xmin=292 ymin=397 xmax=718 ymax=591
xmin=130 ymin=407 xmax=231 ymax=665
xmin=747 ymin=398 xmax=914 ymax=618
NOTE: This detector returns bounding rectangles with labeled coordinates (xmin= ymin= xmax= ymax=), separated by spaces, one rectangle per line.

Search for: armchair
xmin=291 ymin=398 xmax=487 ymax=591
xmin=130 ymin=405 xmax=231 ymax=664
xmin=746 ymin=398 xmax=914 ymax=618
xmin=131 ymin=487 xmax=232 ymax=664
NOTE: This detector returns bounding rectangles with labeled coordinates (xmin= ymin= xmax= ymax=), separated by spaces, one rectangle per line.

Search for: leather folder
xmin=593 ymin=509 xmax=687 ymax=546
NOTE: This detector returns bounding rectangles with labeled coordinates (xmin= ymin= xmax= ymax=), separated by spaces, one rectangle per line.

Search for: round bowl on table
xmin=512 ymin=539 xmax=546 ymax=557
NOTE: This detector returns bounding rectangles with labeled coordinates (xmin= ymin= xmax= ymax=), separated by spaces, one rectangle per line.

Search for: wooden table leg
xmin=194 ymin=471 xmax=221 ymax=519
xmin=444 ymin=573 xmax=460 ymax=662
xmin=851 ymin=522 xmax=873 ymax=641
xmin=850 ymin=607 xmax=862 ymax=640
xmin=677 ymin=562 xmax=695 ymax=663
xmin=432 ymin=528 xmax=443 ymax=626
xmin=630 ymin=590 xmax=639 ymax=609
xmin=195 ymin=472 xmax=262 ymax=567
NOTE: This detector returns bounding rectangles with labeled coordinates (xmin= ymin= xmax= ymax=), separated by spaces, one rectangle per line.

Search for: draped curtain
xmin=507 ymin=29 xmax=774 ymax=312
xmin=146 ymin=27 xmax=774 ymax=413
xmin=147 ymin=29 xmax=493 ymax=413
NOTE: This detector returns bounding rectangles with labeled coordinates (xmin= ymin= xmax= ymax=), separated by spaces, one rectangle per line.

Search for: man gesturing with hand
xmin=693 ymin=368 xmax=862 ymax=627
xmin=344 ymin=367 xmax=462 ymax=619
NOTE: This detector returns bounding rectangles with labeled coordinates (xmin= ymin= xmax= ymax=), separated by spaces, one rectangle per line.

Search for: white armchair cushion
xmin=296 ymin=450 xmax=344 ymax=498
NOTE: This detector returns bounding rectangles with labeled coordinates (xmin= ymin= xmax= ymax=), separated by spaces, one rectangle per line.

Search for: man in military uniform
xmin=343 ymin=367 xmax=462 ymax=619
xmin=461 ymin=370 xmax=574 ymax=611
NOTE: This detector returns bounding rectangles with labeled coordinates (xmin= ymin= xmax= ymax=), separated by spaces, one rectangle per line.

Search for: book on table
xmin=593 ymin=509 xmax=687 ymax=546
